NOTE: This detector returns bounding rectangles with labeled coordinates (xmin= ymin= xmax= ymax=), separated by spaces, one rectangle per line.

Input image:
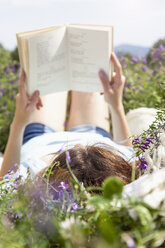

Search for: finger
xmin=36 ymin=98 xmax=43 ymax=110
xmin=38 ymin=97 xmax=43 ymax=107
xmin=29 ymin=91 xmax=39 ymax=107
xmin=99 ymin=70 xmax=110 ymax=92
xmin=19 ymin=70 xmax=25 ymax=82
xmin=36 ymin=96 xmax=43 ymax=110
xmin=111 ymin=52 xmax=122 ymax=77
xmin=31 ymin=90 xmax=39 ymax=101
xmin=26 ymin=91 xmax=40 ymax=111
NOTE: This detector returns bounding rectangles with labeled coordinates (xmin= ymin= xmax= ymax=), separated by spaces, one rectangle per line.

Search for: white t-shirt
xmin=19 ymin=131 xmax=134 ymax=178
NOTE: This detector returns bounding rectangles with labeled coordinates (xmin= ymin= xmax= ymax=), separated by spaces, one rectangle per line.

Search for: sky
xmin=0 ymin=0 xmax=165 ymax=50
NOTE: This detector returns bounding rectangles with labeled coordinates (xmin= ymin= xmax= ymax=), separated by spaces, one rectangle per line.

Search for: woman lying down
xmin=0 ymin=53 xmax=135 ymax=194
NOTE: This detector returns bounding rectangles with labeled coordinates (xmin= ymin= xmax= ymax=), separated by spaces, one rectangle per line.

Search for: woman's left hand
xmin=13 ymin=70 xmax=43 ymax=128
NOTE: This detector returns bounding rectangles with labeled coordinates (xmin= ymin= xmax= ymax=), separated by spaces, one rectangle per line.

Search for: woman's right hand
xmin=99 ymin=52 xmax=125 ymax=110
xmin=13 ymin=70 xmax=43 ymax=128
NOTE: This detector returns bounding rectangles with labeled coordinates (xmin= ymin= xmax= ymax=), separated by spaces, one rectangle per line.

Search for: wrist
xmin=108 ymin=103 xmax=125 ymax=114
xmin=11 ymin=118 xmax=27 ymax=131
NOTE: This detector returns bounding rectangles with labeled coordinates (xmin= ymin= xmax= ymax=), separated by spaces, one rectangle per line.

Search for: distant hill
xmin=115 ymin=44 xmax=150 ymax=58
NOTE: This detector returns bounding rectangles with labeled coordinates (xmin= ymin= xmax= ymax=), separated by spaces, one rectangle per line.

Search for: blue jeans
xmin=23 ymin=123 xmax=111 ymax=144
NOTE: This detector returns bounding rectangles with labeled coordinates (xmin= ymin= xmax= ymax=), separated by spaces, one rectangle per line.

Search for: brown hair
xmin=46 ymin=144 xmax=133 ymax=190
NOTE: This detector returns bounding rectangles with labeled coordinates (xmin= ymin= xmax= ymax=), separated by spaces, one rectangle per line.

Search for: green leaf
xmin=103 ymin=177 xmax=123 ymax=199
xmin=135 ymin=205 xmax=152 ymax=227
xmin=98 ymin=211 xmax=118 ymax=244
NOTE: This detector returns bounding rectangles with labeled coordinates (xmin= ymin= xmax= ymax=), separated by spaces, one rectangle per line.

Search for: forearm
xmin=0 ymin=121 xmax=25 ymax=179
xmin=110 ymin=104 xmax=132 ymax=147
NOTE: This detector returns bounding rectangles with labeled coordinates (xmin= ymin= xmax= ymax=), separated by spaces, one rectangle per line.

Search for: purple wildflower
xmin=132 ymin=57 xmax=138 ymax=63
xmin=134 ymin=137 xmax=154 ymax=152
xmin=59 ymin=181 xmax=69 ymax=190
xmin=8 ymin=164 xmax=17 ymax=174
xmin=154 ymin=50 xmax=162 ymax=59
xmin=141 ymin=137 xmax=154 ymax=150
xmin=17 ymin=64 xmax=21 ymax=71
xmin=58 ymin=144 xmax=65 ymax=153
xmin=159 ymin=45 xmax=165 ymax=51
xmin=71 ymin=202 xmax=79 ymax=211
xmin=122 ymin=233 xmax=136 ymax=248
xmin=132 ymin=138 xmax=142 ymax=145
xmin=128 ymin=245 xmax=136 ymax=248
xmin=15 ymin=213 xmax=22 ymax=219
xmin=138 ymin=157 xmax=148 ymax=171
xmin=124 ymin=82 xmax=131 ymax=88
xmin=11 ymin=181 xmax=20 ymax=190
xmin=146 ymin=137 xmax=154 ymax=143
xmin=0 ymin=88 xmax=5 ymax=96
xmin=66 ymin=151 xmax=71 ymax=164
xmin=58 ymin=147 xmax=63 ymax=153
xmin=9 ymin=64 xmax=16 ymax=73
xmin=117 ymin=53 xmax=124 ymax=60
xmin=141 ymin=67 xmax=146 ymax=72
xmin=139 ymin=146 xmax=147 ymax=152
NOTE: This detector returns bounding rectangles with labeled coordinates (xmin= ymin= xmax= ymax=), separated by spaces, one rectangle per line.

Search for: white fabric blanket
xmin=123 ymin=168 xmax=165 ymax=208
xmin=126 ymin=107 xmax=157 ymax=135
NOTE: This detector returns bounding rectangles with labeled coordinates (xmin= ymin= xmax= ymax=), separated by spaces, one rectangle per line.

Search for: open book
xmin=16 ymin=24 xmax=113 ymax=96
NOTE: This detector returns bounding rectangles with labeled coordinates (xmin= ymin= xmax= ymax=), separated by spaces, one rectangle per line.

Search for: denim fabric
xmin=23 ymin=123 xmax=111 ymax=144
xmin=23 ymin=123 xmax=56 ymax=144
xmin=69 ymin=124 xmax=111 ymax=139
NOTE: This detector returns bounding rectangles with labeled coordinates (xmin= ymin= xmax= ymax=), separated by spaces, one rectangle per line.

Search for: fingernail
xmin=99 ymin=70 xmax=105 ymax=78
xmin=99 ymin=71 xmax=103 ymax=77
xmin=35 ymin=91 xmax=39 ymax=96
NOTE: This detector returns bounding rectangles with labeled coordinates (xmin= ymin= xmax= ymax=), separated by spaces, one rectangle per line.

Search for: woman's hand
xmin=99 ymin=52 xmax=125 ymax=110
xmin=0 ymin=71 xmax=43 ymax=179
xmin=13 ymin=70 xmax=43 ymax=127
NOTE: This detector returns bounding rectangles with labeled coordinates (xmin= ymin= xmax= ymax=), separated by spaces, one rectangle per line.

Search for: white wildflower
xmin=60 ymin=216 xmax=86 ymax=238
xmin=60 ymin=216 xmax=77 ymax=231
xmin=122 ymin=233 xmax=136 ymax=248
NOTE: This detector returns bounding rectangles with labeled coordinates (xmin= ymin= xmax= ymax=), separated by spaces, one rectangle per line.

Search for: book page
xmin=68 ymin=26 xmax=112 ymax=92
xmin=28 ymin=26 xmax=68 ymax=95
